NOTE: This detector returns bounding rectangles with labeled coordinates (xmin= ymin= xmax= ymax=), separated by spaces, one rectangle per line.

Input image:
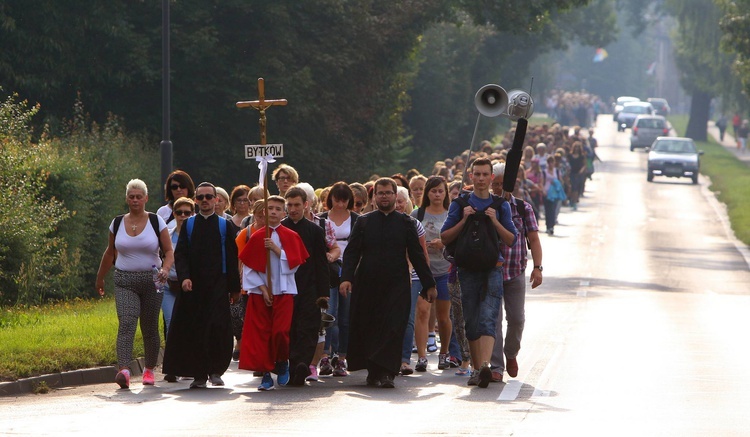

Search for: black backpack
xmin=444 ymin=193 xmax=505 ymax=271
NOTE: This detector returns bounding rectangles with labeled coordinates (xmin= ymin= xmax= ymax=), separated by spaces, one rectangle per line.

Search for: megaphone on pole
xmin=505 ymin=89 xmax=534 ymax=121
xmin=470 ymin=83 xmax=534 ymax=194
xmin=475 ymin=84 xmax=509 ymax=118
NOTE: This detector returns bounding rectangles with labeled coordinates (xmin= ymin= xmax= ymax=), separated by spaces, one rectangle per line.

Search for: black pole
xmin=502 ymin=117 xmax=528 ymax=194
xmin=160 ymin=0 xmax=173 ymax=201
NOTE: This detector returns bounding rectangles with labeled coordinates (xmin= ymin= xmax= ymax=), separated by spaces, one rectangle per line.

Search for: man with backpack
xmin=440 ymin=158 xmax=517 ymax=388
xmin=162 ymin=182 xmax=241 ymax=389
xmin=489 ymin=163 xmax=544 ymax=383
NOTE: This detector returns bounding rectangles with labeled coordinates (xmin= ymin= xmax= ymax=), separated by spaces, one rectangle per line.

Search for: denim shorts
xmin=457 ymin=266 xmax=503 ymax=341
xmin=435 ymin=274 xmax=449 ymax=301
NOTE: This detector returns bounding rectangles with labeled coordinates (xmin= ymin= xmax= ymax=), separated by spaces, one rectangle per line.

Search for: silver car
xmin=630 ymin=115 xmax=669 ymax=151
xmin=613 ymin=96 xmax=640 ymax=121
xmin=647 ymin=137 xmax=703 ymax=184
xmin=617 ymin=102 xmax=655 ymax=131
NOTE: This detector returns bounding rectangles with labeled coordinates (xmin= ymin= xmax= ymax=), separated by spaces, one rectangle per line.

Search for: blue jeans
xmin=401 ymin=280 xmax=422 ymax=363
xmin=325 ymin=286 xmax=350 ymax=355
xmin=458 ymin=266 xmax=503 ymax=341
xmin=161 ymin=282 xmax=177 ymax=339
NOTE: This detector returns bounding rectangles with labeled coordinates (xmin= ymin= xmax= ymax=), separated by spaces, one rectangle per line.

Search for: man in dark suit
xmin=282 ymin=186 xmax=330 ymax=386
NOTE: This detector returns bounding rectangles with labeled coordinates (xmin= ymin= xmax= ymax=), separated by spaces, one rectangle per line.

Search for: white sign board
xmin=245 ymin=144 xmax=284 ymax=159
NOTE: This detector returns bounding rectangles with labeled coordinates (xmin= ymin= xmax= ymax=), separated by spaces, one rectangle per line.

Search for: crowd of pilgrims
xmin=96 ymin=121 xmax=599 ymax=390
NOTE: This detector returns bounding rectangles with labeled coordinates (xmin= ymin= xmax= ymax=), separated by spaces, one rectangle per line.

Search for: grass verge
xmin=0 ymin=297 xmax=159 ymax=381
xmin=669 ymin=115 xmax=750 ymax=246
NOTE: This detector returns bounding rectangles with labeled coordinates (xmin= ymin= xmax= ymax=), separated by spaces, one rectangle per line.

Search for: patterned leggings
xmin=448 ymin=278 xmax=471 ymax=362
xmin=114 ymin=269 xmax=164 ymax=369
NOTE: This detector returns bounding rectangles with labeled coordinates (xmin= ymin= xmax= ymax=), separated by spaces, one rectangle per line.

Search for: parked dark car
xmin=647 ymin=98 xmax=671 ymax=117
xmin=630 ymin=115 xmax=670 ymax=151
xmin=647 ymin=137 xmax=703 ymax=184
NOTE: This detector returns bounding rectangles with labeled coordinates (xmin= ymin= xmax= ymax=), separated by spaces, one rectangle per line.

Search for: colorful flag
xmin=593 ymin=48 xmax=608 ymax=63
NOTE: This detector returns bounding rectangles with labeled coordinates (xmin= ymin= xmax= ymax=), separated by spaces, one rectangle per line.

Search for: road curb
xmin=0 ymin=350 xmax=163 ymax=397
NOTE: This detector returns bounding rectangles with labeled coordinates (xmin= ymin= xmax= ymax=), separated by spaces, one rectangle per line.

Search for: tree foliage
xmin=0 ymin=94 xmax=159 ymax=305
xmin=666 ymin=0 xmax=736 ymax=140
xmin=1 ymin=0 xmax=612 ymax=188
xmin=719 ymin=0 xmax=750 ymax=103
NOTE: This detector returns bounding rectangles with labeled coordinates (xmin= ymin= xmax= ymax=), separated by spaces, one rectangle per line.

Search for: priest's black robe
xmin=341 ymin=210 xmax=435 ymax=378
xmin=281 ymin=217 xmax=329 ymax=382
xmin=163 ymin=213 xmax=241 ymax=378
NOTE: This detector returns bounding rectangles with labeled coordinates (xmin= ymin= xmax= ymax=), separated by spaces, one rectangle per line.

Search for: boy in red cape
xmin=238 ymin=195 xmax=309 ymax=391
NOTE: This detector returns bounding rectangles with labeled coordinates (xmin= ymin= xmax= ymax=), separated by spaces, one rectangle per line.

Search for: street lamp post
xmin=160 ymin=0 xmax=173 ymax=200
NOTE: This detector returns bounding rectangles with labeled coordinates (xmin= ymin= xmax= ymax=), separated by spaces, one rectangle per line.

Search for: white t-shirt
xmin=110 ymin=215 xmax=167 ymax=272
xmin=330 ymin=215 xmax=352 ymax=261
xmin=157 ymin=204 xmax=177 ymax=230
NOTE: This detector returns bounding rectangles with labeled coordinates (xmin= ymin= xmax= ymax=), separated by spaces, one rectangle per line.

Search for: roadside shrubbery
xmin=0 ymin=93 xmax=160 ymax=306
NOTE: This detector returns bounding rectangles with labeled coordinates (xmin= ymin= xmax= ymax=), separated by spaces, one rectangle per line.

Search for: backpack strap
xmin=112 ymin=214 xmax=125 ymax=241
xmin=148 ymin=212 xmax=163 ymax=257
xmin=111 ymin=214 xmax=125 ymax=265
xmin=515 ymin=197 xmax=529 ymax=249
xmin=186 ymin=215 xmax=227 ymax=274
xmin=218 ymin=216 xmax=227 ymax=274
xmin=452 ymin=193 xmax=471 ymax=219
xmin=186 ymin=216 xmax=195 ymax=244
xmin=416 ymin=207 xmax=426 ymax=222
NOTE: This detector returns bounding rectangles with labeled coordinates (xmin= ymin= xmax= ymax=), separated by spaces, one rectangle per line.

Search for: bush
xmin=0 ymin=94 xmax=160 ymax=305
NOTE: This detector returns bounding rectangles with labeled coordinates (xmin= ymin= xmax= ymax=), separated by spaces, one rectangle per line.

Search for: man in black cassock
xmin=340 ymin=178 xmax=437 ymax=388
xmin=281 ymin=187 xmax=330 ymax=386
xmin=163 ymin=182 xmax=241 ymax=388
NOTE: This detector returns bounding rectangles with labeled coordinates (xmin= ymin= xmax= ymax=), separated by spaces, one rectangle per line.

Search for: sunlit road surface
xmin=3 ymin=116 xmax=750 ymax=436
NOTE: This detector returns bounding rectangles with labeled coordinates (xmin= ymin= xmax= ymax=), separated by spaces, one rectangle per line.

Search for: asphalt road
xmin=3 ymin=115 xmax=750 ymax=436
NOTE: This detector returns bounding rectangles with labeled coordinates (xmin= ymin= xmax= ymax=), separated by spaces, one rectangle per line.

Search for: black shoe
xmin=290 ymin=363 xmax=309 ymax=386
xmin=164 ymin=373 xmax=177 ymax=383
xmin=380 ymin=375 xmax=395 ymax=388
xmin=209 ymin=374 xmax=224 ymax=386
xmin=366 ymin=373 xmax=380 ymax=387
xmin=190 ymin=378 xmax=207 ymax=389
xmin=232 ymin=348 xmax=240 ymax=361
xmin=478 ymin=364 xmax=492 ymax=388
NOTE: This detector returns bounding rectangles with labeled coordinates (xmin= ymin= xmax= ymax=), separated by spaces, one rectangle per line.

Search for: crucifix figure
xmin=236 ymin=78 xmax=287 ymax=294
xmin=237 ymin=78 xmax=288 ymax=146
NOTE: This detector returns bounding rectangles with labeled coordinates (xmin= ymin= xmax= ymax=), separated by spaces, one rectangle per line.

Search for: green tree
xmin=719 ymin=0 xmax=750 ymax=107
xmin=0 ymin=95 xmax=69 ymax=305
xmin=666 ymin=0 xmax=735 ymax=141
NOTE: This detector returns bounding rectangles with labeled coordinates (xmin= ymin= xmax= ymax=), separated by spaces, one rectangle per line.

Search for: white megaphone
xmin=474 ymin=84 xmax=509 ymax=118
xmin=506 ymin=89 xmax=534 ymax=121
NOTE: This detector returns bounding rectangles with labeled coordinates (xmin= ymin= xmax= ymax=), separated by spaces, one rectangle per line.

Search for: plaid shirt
xmin=501 ymin=196 xmax=539 ymax=281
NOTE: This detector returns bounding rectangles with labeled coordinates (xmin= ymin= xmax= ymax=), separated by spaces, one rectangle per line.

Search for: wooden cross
xmin=236 ymin=77 xmax=288 ymax=146
xmin=236 ymin=77 xmax=287 ymax=297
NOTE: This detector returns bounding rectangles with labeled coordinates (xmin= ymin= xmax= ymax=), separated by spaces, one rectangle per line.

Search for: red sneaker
xmin=142 ymin=368 xmax=155 ymax=385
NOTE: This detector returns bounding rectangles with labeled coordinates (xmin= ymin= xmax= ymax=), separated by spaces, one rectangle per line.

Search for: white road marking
xmin=497 ymin=379 xmax=523 ymax=401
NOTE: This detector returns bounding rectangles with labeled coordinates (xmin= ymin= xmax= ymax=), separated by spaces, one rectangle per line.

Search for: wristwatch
xmin=534 ymin=265 xmax=543 ymax=272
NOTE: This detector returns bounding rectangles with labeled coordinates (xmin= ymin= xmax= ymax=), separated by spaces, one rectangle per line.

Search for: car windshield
xmin=653 ymin=141 xmax=696 ymax=153
xmin=637 ymin=119 xmax=665 ymax=128
xmin=624 ymin=106 xmax=649 ymax=114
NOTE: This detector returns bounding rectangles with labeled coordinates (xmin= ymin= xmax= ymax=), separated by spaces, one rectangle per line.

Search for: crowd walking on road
xmin=97 ymin=121 xmax=604 ymax=391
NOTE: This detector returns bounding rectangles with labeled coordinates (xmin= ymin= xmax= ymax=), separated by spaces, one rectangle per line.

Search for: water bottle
xmin=152 ymin=265 xmax=164 ymax=293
